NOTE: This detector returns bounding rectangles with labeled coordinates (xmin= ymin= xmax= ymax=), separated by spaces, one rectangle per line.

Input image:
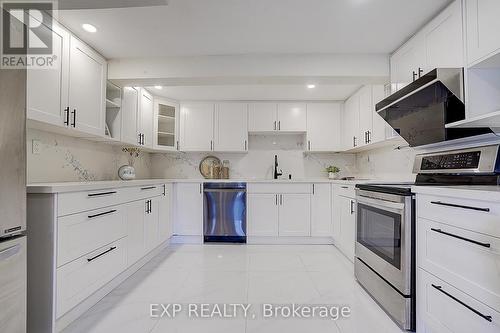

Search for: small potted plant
xmin=119 ymin=147 xmax=141 ymax=180
xmin=326 ymin=165 xmax=340 ymax=179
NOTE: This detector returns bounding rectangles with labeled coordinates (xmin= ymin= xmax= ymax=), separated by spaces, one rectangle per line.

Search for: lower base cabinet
xmin=247 ymin=193 xmax=279 ymax=236
xmin=332 ymin=186 xmax=356 ymax=262
xmin=173 ymin=183 xmax=203 ymax=236
xmin=278 ymin=194 xmax=311 ymax=236
xmin=27 ymin=183 xmax=172 ymax=332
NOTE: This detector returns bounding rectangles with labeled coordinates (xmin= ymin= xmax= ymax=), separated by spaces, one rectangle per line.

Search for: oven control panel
xmin=413 ymin=145 xmax=500 ymax=174
xmin=421 ymin=151 xmax=481 ymax=170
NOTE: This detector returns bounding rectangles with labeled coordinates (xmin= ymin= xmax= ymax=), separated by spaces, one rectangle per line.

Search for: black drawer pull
xmin=430 ymin=228 xmax=490 ymax=248
xmin=141 ymin=186 xmax=156 ymax=191
xmin=88 ymin=210 xmax=117 ymax=219
xmin=88 ymin=191 xmax=117 ymax=197
xmin=341 ymin=186 xmax=349 ymax=189
xmin=431 ymin=284 xmax=492 ymax=322
xmin=87 ymin=246 xmax=117 ymax=262
xmin=430 ymin=201 xmax=490 ymax=212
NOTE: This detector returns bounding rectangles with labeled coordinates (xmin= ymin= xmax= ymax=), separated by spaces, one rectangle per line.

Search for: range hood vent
xmin=376 ymin=68 xmax=492 ymax=147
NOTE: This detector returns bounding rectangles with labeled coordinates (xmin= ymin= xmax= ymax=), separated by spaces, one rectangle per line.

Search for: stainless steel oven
xmin=354 ymin=185 xmax=415 ymax=331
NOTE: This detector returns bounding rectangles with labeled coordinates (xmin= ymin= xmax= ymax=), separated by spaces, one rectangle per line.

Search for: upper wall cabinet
xmin=248 ymin=103 xmax=277 ymax=132
xmin=27 ymin=19 xmax=107 ymax=138
xmin=248 ymin=102 xmax=306 ymax=133
xmin=391 ymin=0 xmax=463 ymax=85
xmin=180 ymin=102 xmax=214 ymax=151
xmin=154 ymin=98 xmax=179 ymax=151
xmin=306 ymin=103 xmax=342 ymax=152
xmin=138 ymin=88 xmax=154 ymax=148
xmin=342 ymin=91 xmax=360 ymax=150
xmin=214 ymin=102 xmax=248 ymax=152
xmin=465 ymin=0 xmax=500 ymax=66
xmin=121 ymin=87 xmax=140 ymax=146
xmin=277 ymin=103 xmax=307 ymax=132
xmin=68 ymin=36 xmax=107 ymax=137
xmin=27 ymin=21 xmax=69 ymax=128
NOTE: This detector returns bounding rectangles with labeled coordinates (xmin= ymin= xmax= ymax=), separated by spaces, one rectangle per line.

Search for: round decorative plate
xmin=199 ymin=155 xmax=221 ymax=179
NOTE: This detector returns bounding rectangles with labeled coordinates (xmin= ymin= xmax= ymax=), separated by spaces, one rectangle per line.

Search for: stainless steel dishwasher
xmin=203 ymin=183 xmax=246 ymax=243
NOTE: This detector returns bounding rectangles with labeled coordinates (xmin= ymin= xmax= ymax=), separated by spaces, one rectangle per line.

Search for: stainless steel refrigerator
xmin=0 ymin=67 xmax=28 ymax=332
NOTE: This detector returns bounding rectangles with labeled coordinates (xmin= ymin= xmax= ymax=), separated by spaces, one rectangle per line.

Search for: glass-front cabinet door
xmin=154 ymin=98 xmax=179 ymax=151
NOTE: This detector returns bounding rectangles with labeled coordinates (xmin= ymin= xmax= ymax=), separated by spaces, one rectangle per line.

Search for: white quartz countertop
xmin=27 ymin=177 xmax=387 ymax=194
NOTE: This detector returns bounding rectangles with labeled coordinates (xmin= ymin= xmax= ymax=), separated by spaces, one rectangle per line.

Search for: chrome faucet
xmin=274 ymin=155 xmax=283 ymax=179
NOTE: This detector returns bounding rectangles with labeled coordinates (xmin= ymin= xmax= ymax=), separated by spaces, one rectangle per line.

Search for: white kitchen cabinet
xmin=371 ymin=85 xmax=390 ymax=144
xmin=180 ymin=103 xmax=214 ymax=151
xmin=306 ymin=103 xmax=342 ymax=151
xmin=214 ymin=102 xmax=248 ymax=152
xmin=465 ymin=0 xmax=500 ymax=65
xmin=391 ymin=0 xmax=463 ymax=84
xmin=311 ymin=184 xmax=332 ymax=237
xmin=158 ymin=185 xmax=173 ymax=242
xmin=423 ymin=0 xmax=463 ymax=71
xmin=121 ymin=87 xmax=140 ymax=145
xmin=67 ymin=35 xmax=106 ymax=137
xmin=139 ymin=88 xmax=154 ymax=148
xmin=358 ymin=86 xmax=373 ymax=147
xmin=247 ymin=194 xmax=279 ymax=237
xmin=277 ymin=103 xmax=307 ymax=132
xmin=154 ymin=98 xmax=179 ymax=151
xmin=248 ymin=103 xmax=278 ymax=132
xmin=337 ymin=195 xmax=356 ymax=262
xmin=390 ymin=35 xmax=426 ymax=85
xmin=278 ymin=194 xmax=311 ymax=236
xmin=126 ymin=200 xmax=147 ymax=265
xmin=342 ymin=93 xmax=360 ymax=150
xmin=27 ymin=21 xmax=69 ymax=128
xmin=173 ymin=183 xmax=203 ymax=236
xmin=144 ymin=197 xmax=160 ymax=252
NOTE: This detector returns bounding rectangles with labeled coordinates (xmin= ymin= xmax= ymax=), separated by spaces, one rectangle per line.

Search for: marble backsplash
xmin=151 ymin=134 xmax=357 ymax=180
xmin=355 ymin=144 xmax=417 ymax=181
xmin=27 ymin=129 xmax=152 ymax=183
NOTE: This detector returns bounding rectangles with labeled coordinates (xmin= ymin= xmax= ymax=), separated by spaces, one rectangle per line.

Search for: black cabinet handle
xmin=430 ymin=201 xmax=490 ymax=212
xmin=274 ymin=121 xmax=277 ymax=131
xmin=176 ymin=140 xmax=179 ymax=150
xmin=367 ymin=131 xmax=371 ymax=143
xmin=412 ymin=71 xmax=417 ymax=81
xmin=210 ymin=140 xmax=213 ymax=151
xmin=278 ymin=121 xmax=281 ymax=131
xmin=353 ymin=136 xmax=357 ymax=148
xmin=350 ymin=200 xmax=355 ymax=214
xmin=308 ymin=141 xmax=311 ymax=151
xmin=71 ymin=109 xmax=76 ymax=127
xmin=148 ymin=199 xmax=152 ymax=214
xmin=431 ymin=284 xmax=492 ymax=322
xmin=418 ymin=67 xmax=424 ymax=78
xmin=244 ymin=140 xmax=247 ymax=151
xmin=312 ymin=184 xmax=315 ymax=195
xmin=430 ymin=228 xmax=490 ymax=248
xmin=88 ymin=209 xmax=117 ymax=219
xmin=88 ymin=191 xmax=117 ymax=197
xmin=64 ymin=107 xmax=70 ymax=125
xmin=141 ymin=186 xmax=156 ymax=191
xmin=87 ymin=246 xmax=117 ymax=262
xmin=341 ymin=186 xmax=348 ymax=189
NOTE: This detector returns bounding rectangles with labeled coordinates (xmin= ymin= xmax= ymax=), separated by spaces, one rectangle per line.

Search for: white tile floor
xmin=62 ymin=244 xmax=404 ymax=333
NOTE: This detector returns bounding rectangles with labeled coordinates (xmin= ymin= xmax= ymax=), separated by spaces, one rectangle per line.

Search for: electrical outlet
xmin=32 ymin=140 xmax=41 ymax=154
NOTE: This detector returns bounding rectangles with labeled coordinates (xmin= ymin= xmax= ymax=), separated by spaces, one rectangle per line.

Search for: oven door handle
xmin=356 ymin=195 xmax=405 ymax=212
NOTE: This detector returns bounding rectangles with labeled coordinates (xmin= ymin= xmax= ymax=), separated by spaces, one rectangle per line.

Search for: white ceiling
xmin=57 ymin=0 xmax=452 ymax=59
xmin=147 ymin=84 xmax=362 ymax=101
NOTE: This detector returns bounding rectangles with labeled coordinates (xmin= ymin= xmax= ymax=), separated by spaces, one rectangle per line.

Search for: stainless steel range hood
xmin=376 ymin=68 xmax=492 ymax=147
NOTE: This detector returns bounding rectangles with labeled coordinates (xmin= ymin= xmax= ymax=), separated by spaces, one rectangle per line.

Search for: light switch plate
xmin=32 ymin=139 xmax=41 ymax=154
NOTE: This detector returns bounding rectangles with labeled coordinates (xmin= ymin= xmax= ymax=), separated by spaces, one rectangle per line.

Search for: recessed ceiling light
xmin=307 ymin=84 xmax=316 ymax=89
xmin=154 ymin=86 xmax=163 ymax=90
xmin=82 ymin=23 xmax=97 ymax=33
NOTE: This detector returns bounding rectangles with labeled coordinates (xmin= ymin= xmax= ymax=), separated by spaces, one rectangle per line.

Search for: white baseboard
xmin=170 ymin=235 xmax=203 ymax=244
xmin=55 ymin=240 xmax=170 ymax=332
xmin=247 ymin=236 xmax=334 ymax=245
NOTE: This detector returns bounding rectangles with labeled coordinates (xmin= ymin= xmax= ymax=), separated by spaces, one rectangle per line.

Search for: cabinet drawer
xmin=248 ymin=183 xmax=311 ymax=194
xmin=418 ymin=217 xmax=500 ymax=313
xmin=127 ymin=184 xmax=165 ymax=201
xmin=57 ymin=205 xmax=126 ymax=267
xmin=58 ymin=188 xmax=123 ymax=216
xmin=417 ymin=268 xmax=500 ymax=333
xmin=417 ymin=194 xmax=500 ymax=238
xmin=333 ymin=184 xmax=355 ymax=198
xmin=56 ymin=238 xmax=127 ymax=317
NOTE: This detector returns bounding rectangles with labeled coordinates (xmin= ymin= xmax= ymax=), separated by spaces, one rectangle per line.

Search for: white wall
xmin=355 ymin=144 xmax=416 ymax=181
xmin=27 ymin=129 xmax=152 ymax=183
xmin=151 ymin=135 xmax=357 ymax=180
